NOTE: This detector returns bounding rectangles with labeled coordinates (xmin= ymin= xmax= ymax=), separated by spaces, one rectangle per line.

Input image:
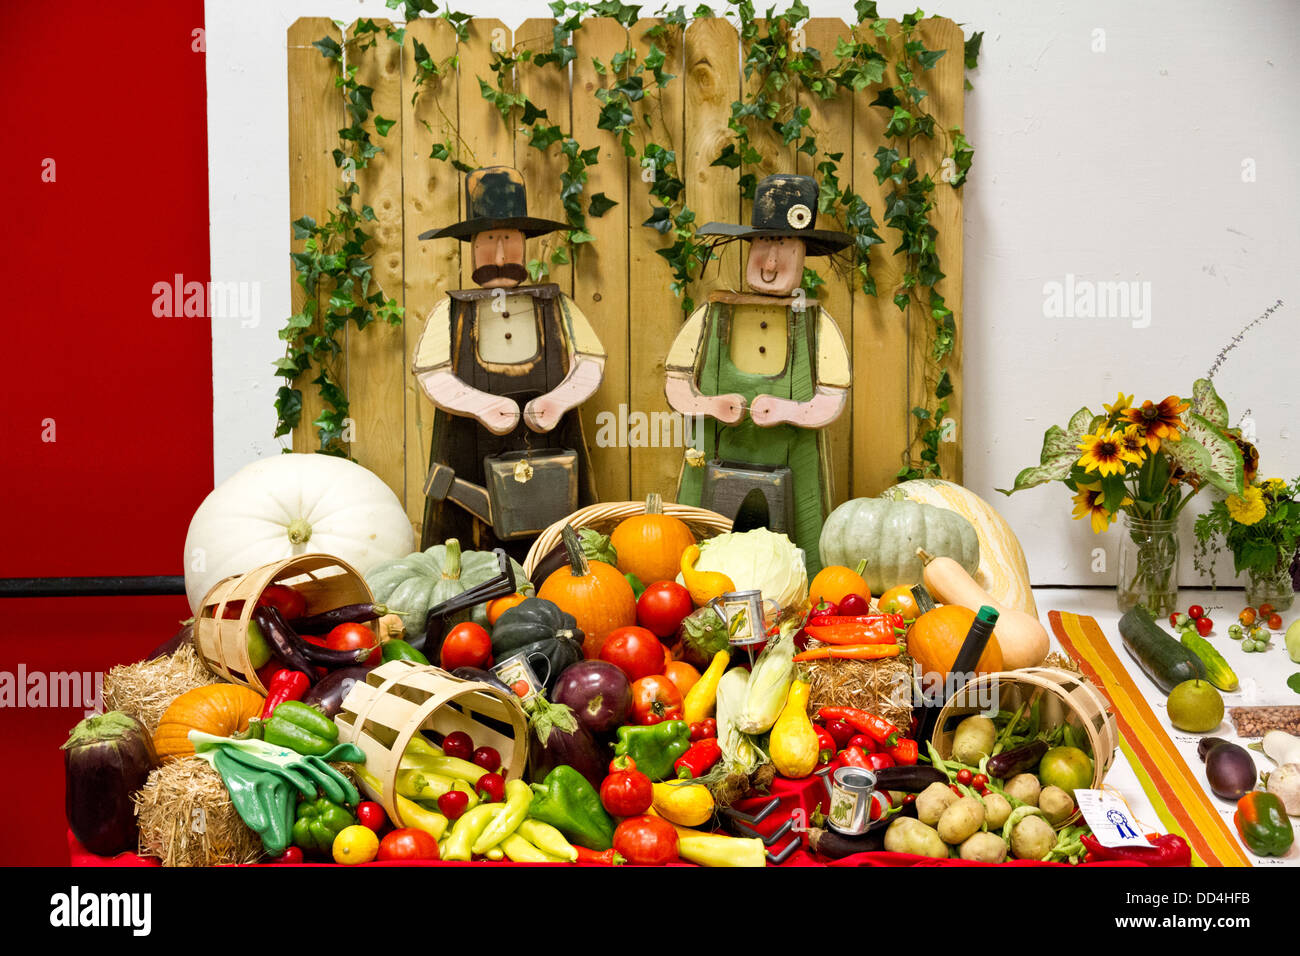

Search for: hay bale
xmin=104 ymin=644 xmax=216 ymax=735
xmin=134 ymin=757 xmax=263 ymax=867
xmin=805 ymin=643 xmax=914 ymax=730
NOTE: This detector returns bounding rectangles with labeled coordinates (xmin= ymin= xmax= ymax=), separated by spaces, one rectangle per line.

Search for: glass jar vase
xmin=1244 ymin=564 xmax=1294 ymax=613
xmin=1116 ymin=515 xmax=1180 ymax=618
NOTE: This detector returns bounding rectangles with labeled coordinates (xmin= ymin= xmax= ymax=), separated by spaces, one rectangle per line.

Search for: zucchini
xmin=1180 ymin=630 xmax=1239 ymax=692
xmin=1118 ymin=605 xmax=1206 ymax=694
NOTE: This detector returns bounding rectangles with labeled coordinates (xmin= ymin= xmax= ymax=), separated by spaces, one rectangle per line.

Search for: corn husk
xmin=716 ymin=668 xmax=760 ymax=775
xmin=735 ymin=623 xmax=796 ymax=734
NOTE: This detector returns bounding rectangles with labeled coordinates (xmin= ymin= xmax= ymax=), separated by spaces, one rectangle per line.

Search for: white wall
xmin=206 ymin=0 xmax=1300 ymax=586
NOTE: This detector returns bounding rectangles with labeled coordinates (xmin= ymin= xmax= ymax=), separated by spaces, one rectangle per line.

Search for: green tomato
xmin=1229 ymin=624 xmax=1244 ymax=639
xmin=247 ymin=620 xmax=272 ymax=669
xmin=1037 ymin=746 xmax=1094 ymax=796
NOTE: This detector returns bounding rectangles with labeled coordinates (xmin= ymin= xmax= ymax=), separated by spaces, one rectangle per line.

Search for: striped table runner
xmin=1049 ymin=610 xmax=1252 ymax=867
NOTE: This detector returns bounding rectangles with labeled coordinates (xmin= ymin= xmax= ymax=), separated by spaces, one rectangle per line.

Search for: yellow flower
xmin=1072 ymin=483 xmax=1133 ymax=534
xmin=1077 ymin=429 xmax=1142 ymax=477
xmin=1121 ymin=396 xmax=1190 ymax=452
xmin=1118 ymin=425 xmax=1149 ymax=463
xmin=1225 ymin=486 xmax=1267 ymax=526
xmin=1262 ymin=477 xmax=1288 ymax=495
xmin=1104 ymin=392 xmax=1134 ymax=418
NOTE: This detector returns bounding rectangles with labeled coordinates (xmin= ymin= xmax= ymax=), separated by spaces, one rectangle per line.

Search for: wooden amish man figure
xmin=412 ymin=166 xmax=606 ymax=557
xmin=663 ymin=174 xmax=852 ymax=577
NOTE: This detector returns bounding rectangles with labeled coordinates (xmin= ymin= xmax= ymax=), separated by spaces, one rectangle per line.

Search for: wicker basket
xmin=522 ymin=498 xmax=733 ymax=579
xmin=194 ymin=553 xmax=372 ymax=693
xmin=335 ymin=660 xmax=528 ymax=827
xmin=931 ymin=667 xmax=1118 ymax=823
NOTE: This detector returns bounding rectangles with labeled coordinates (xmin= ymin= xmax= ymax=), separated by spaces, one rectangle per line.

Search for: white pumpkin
xmin=888 ymin=479 xmax=1039 ymax=618
xmin=183 ymin=454 xmax=415 ymax=613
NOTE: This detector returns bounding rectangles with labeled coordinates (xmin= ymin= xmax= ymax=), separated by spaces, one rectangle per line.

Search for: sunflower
xmin=1072 ymin=482 xmax=1132 ymax=534
xmin=1121 ymin=396 xmax=1190 ymax=452
xmin=1225 ymin=485 xmax=1267 ymax=526
xmin=1077 ymin=429 xmax=1142 ymax=477
xmin=1104 ymin=392 xmax=1134 ymax=420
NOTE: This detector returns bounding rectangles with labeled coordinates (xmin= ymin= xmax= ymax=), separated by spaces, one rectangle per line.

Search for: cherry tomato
xmin=441 ymin=731 xmax=474 ymax=760
xmin=271 ymin=846 xmax=304 ymax=864
xmin=877 ymin=585 xmax=920 ymax=619
xmin=377 ymin=828 xmax=440 ymax=862
xmin=613 ymin=815 xmax=678 ymax=866
xmin=436 ymin=790 xmax=470 ymax=821
xmin=950 ymin=784 xmax=964 ymax=796
xmin=837 ymin=593 xmax=871 ymax=616
xmin=1258 ymin=603 xmax=1276 ymax=618
xmin=956 ymin=768 xmax=973 ymax=785
xmin=689 ymin=718 xmax=717 ymax=741
xmin=325 ymin=622 xmax=381 ymax=668
xmin=1195 ymin=616 xmax=1213 ymax=637
xmin=1268 ymin=613 xmax=1283 ymax=630
xmin=599 ymin=626 xmax=668 ymax=682
xmin=472 ymin=746 xmax=501 ymax=773
xmin=972 ymin=773 xmax=988 ymax=790
xmin=630 ymin=675 xmax=684 ymax=725
xmin=440 ymin=622 xmax=493 ymax=672
xmin=1239 ymin=607 xmax=1257 ymax=626
xmin=902 ymin=793 xmax=917 ymax=805
xmin=823 ymin=718 xmax=854 ymax=751
xmin=356 ymin=801 xmax=388 ymax=834
xmin=636 ymin=582 xmax=694 ymax=640
xmin=476 ymin=771 xmax=506 ymax=803
xmin=1169 ymin=612 xmax=1181 ymax=628
xmin=1188 ymin=605 xmax=1204 ymax=620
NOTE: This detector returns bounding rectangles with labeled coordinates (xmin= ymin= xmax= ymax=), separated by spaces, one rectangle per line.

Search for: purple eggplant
xmin=288 ymin=603 xmax=393 ymax=635
xmin=986 ymin=740 xmax=1049 ymax=780
xmin=551 ymin=661 xmax=631 ymax=738
xmin=254 ymin=605 xmax=376 ymax=671
xmin=451 ymin=667 xmax=514 ymax=696
xmin=63 ymin=712 xmax=157 ymax=856
xmin=526 ymin=696 xmax=610 ymax=791
xmin=145 ymin=622 xmax=193 ymax=661
xmin=301 ymin=665 xmax=371 ymax=718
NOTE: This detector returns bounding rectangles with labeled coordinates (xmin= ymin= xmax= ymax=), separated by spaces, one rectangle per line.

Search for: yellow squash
xmin=769 ymin=679 xmax=818 ymax=779
xmin=681 ymin=545 xmax=734 ymax=608
xmin=683 ymin=649 xmax=730 ymax=724
xmin=651 ymin=780 xmax=715 ymax=826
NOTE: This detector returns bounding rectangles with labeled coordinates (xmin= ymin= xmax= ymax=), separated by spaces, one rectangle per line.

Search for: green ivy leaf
xmin=964 ymin=31 xmax=984 ymax=70
xmin=588 ymin=192 xmax=618 ymax=218
xmin=312 ymin=36 xmax=342 ymax=61
xmin=374 ymin=115 xmax=396 ymax=137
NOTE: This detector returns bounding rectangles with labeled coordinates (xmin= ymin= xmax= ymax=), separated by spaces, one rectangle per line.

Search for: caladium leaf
xmin=999 ymin=406 xmax=1100 ymax=494
xmin=1192 ymin=378 xmax=1229 ymax=428
xmin=1162 ymin=412 xmax=1244 ymax=494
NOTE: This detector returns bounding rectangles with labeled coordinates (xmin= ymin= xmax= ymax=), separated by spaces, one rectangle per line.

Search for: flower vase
xmin=1116 ymin=515 xmax=1180 ymax=617
xmin=1245 ymin=564 xmax=1294 ymax=613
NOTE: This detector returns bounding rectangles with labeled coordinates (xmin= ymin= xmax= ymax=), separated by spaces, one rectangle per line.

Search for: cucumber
xmin=1180 ymin=630 xmax=1239 ymax=692
xmin=1117 ymin=605 xmax=1206 ymax=694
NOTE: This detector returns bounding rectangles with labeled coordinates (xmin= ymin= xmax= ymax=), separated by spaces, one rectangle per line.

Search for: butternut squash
xmin=917 ymin=549 xmax=1049 ymax=670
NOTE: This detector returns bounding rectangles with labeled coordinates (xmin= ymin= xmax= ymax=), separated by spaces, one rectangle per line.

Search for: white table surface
xmin=1034 ymin=586 xmax=1299 ymax=866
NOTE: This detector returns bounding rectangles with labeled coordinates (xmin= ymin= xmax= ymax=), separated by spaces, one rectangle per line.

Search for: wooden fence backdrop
xmin=287 ymin=15 xmax=966 ymax=538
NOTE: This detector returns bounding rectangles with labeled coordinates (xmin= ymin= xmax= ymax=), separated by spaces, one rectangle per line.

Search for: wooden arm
xmin=415 ymin=369 xmax=520 ymax=436
xmin=665 ymin=371 xmax=746 ymax=425
xmin=749 ymin=386 xmax=847 ymax=429
xmin=523 ymin=355 xmax=606 ymax=433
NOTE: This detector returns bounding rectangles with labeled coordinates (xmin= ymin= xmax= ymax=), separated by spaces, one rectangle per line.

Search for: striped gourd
xmin=889 ymin=479 xmax=1038 ymax=618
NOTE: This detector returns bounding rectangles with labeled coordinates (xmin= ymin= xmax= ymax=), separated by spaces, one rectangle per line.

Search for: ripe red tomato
xmin=1267 ymin=613 xmax=1283 ymax=630
xmin=636 ymin=582 xmax=694 ymax=640
xmin=377 ymin=828 xmax=440 ymax=862
xmin=613 ymin=815 xmax=678 ymax=866
xmin=630 ymin=675 xmax=684 ymax=725
xmin=325 ymin=622 xmax=380 ymax=668
xmin=440 ymin=622 xmax=493 ymax=672
xmin=600 ymin=626 xmax=667 ymax=682
xmin=260 ymin=584 xmax=308 ymax=620
xmin=1187 ymin=605 xmax=1205 ymax=620
xmin=1195 ymin=616 xmax=1214 ymax=637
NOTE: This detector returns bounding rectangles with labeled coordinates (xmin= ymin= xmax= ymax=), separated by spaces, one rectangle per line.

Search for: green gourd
xmin=365 ymin=539 xmax=530 ymax=643
xmin=818 ymin=497 xmax=980 ymax=597
xmin=490 ymin=597 xmax=582 ymax=656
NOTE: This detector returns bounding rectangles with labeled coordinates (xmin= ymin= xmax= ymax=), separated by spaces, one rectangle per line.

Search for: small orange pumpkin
xmin=610 ymin=493 xmax=697 ymax=586
xmin=153 ymin=683 xmax=266 ymax=761
xmin=908 ymin=605 xmax=1004 ymax=681
xmin=485 ymin=591 xmax=528 ymax=626
xmin=539 ymin=524 xmax=637 ymax=659
xmin=809 ymin=559 xmax=871 ymax=607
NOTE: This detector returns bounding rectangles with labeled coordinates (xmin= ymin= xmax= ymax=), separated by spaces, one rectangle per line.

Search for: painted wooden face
xmin=745 ymin=237 xmax=806 ymax=296
xmin=471 ymin=229 xmax=528 ymax=288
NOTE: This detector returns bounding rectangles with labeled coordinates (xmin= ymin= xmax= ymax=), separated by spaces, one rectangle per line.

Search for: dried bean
xmin=1230 ymin=706 xmax=1300 ymax=738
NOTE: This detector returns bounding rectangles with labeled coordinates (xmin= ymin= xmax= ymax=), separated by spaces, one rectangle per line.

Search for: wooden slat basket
xmin=194 ymin=553 xmax=373 ymax=693
xmin=335 ymin=659 xmax=528 ymax=827
xmin=931 ymin=667 xmax=1118 ymax=826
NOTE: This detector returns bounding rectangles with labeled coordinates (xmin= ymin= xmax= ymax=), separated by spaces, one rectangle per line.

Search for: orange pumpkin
xmin=539 ymin=524 xmax=637 ymax=659
xmin=907 ymin=605 xmax=1004 ymax=681
xmin=609 ymin=493 xmax=697 ymax=586
xmin=809 ymin=559 xmax=871 ymax=607
xmin=153 ymin=684 xmax=266 ymax=761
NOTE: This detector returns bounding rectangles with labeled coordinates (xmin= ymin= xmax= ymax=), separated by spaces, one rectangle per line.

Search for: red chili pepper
xmin=839 ymin=745 xmax=871 ymax=769
xmin=1078 ymin=833 xmax=1191 ymax=867
xmin=259 ymin=669 xmax=311 ymax=720
xmin=814 ymin=726 xmax=836 ymax=765
xmin=803 ymin=620 xmax=900 ymax=645
xmin=574 ymin=846 xmax=625 ymax=865
xmin=887 ymin=737 xmax=919 ymax=766
xmin=674 ymin=738 xmax=722 ymax=779
xmin=866 ymin=752 xmax=895 ymax=770
xmin=816 ymin=706 xmax=904 ymax=748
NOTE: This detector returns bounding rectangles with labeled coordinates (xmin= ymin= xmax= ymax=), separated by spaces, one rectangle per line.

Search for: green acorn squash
xmin=491 ymin=597 xmax=583 ymax=656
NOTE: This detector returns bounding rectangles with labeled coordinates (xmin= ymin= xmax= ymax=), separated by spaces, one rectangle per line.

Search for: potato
xmin=959 ymin=831 xmax=1008 ymax=863
xmin=1039 ymin=785 xmax=1075 ymax=825
xmin=916 ymin=781 xmax=958 ymax=826
xmin=952 ymin=716 xmax=997 ymax=766
xmin=1010 ymin=814 xmax=1056 ymax=860
xmin=1004 ymin=773 xmax=1041 ymax=806
xmin=981 ymin=792 xmax=1012 ymax=830
xmin=937 ymin=795 xmax=985 ymax=845
xmin=884 ymin=817 xmax=948 ymax=859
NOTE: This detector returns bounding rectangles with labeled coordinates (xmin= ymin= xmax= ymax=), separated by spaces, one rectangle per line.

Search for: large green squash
xmin=818 ymin=498 xmax=980 ymax=597
xmin=366 ymin=539 xmax=530 ymax=642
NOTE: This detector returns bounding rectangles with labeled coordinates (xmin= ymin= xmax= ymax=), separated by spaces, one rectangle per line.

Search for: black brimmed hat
xmin=696 ymin=174 xmax=852 ymax=257
xmin=418 ymin=166 xmax=569 ymax=241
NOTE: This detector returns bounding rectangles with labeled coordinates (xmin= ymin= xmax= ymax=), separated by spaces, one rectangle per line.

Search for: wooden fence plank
xmin=456 ymin=19 xmax=513 ymax=290
xmin=628 ymin=17 xmax=688 ymax=500
xmin=850 ymin=21 xmax=910 ymax=497
xmin=798 ymin=18 xmax=854 ymax=508
xmin=684 ymin=18 xmax=742 ymax=298
xmin=914 ymin=17 xmax=966 ymax=483
xmin=347 ymin=20 xmax=406 ymax=504
xmin=401 ymin=18 xmax=461 ymax=537
xmin=742 ymin=19 xmax=796 ymax=257
xmin=287 ymin=18 xmax=345 ymax=454
xmin=572 ymin=18 xmax=632 ymax=502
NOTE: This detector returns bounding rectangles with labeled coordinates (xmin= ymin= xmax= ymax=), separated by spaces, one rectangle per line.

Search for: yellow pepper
xmin=517 ymin=819 xmax=578 ymax=862
xmin=677 ymin=832 xmax=766 ymax=868
xmin=442 ymin=804 xmax=501 ymax=862
xmin=683 ymin=649 xmax=730 ymax=724
xmin=681 ymin=545 xmax=734 ymax=608
xmin=500 ymin=832 xmax=553 ymax=863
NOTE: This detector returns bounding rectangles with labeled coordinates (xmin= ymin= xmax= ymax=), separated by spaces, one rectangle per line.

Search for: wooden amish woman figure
xmin=412 ymin=166 xmax=606 ymax=557
xmin=663 ymin=174 xmax=851 ymax=577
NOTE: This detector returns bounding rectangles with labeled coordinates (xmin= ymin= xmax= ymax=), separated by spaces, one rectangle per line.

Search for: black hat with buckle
xmin=418 ymin=165 xmax=569 ymax=241
xmin=696 ymin=173 xmax=852 ymax=257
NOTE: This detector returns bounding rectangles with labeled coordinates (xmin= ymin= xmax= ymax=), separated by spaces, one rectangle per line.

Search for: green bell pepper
xmin=1234 ymin=791 xmax=1294 ymax=857
xmin=381 ymin=639 xmax=429 ymax=664
xmin=614 ymin=720 xmax=691 ymax=781
xmin=293 ymin=798 xmax=357 ymax=856
xmin=264 ymin=701 xmax=339 ymax=757
xmin=528 ymin=765 xmax=615 ymax=851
